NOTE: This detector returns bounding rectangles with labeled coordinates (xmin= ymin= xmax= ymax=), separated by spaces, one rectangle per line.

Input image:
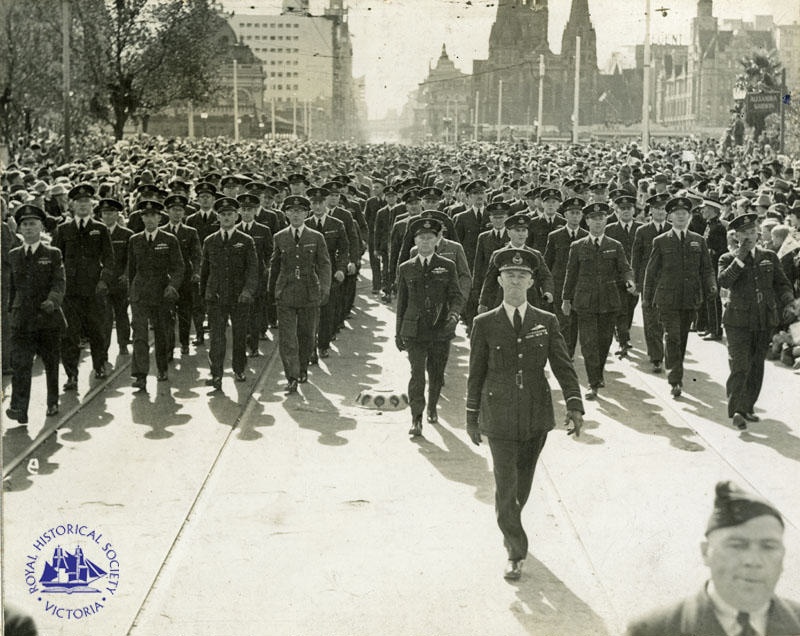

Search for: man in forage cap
xmin=627 ymin=481 xmax=800 ymax=635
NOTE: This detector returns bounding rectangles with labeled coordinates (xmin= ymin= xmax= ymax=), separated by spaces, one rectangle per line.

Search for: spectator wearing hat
xmin=700 ymin=199 xmax=728 ymax=341
xmin=479 ymin=212 xmax=554 ymax=313
xmin=643 ymin=196 xmax=716 ymax=398
xmin=52 ymin=183 xmax=115 ymax=389
xmin=528 ymin=188 xmax=566 ymax=254
xmin=627 ymin=481 xmax=800 ymax=636
xmin=606 ymin=194 xmax=643 ymax=356
xmin=466 ymin=247 xmax=583 ymax=582
xmin=200 ymin=197 xmax=258 ymax=389
xmin=127 ymin=200 xmax=184 ymax=389
xmin=98 ymin=199 xmax=133 ymax=356
xmin=395 ymin=217 xmax=464 ymax=435
xmin=718 ymin=213 xmax=795 ymax=431
xmin=268 ymin=195 xmax=331 ymax=394
xmin=44 ymin=183 xmax=70 ymax=231
xmin=186 ymin=181 xmax=221 ymax=345
xmin=163 ymin=194 xmax=202 ymax=357
xmin=5 ymin=205 xmax=66 ymax=424
xmin=562 ymin=202 xmax=635 ymax=399
xmin=237 ymin=193 xmax=273 ymax=356
xmin=306 ymin=187 xmax=348 ymax=360
xmin=544 ymin=198 xmax=588 ymax=358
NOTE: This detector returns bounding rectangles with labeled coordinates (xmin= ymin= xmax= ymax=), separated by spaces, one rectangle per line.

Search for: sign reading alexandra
xmin=24 ymin=522 xmax=121 ymax=621
xmin=746 ymin=91 xmax=781 ymax=115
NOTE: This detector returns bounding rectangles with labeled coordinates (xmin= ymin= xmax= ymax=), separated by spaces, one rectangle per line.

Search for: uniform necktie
xmin=222 ymin=231 xmax=229 ymax=244
xmin=513 ymin=308 xmax=522 ymax=333
xmin=594 ymin=238 xmax=601 ymax=249
xmin=25 ymin=246 xmax=34 ymax=261
xmin=294 ymin=229 xmax=300 ymax=244
xmin=655 ymin=224 xmax=662 ymax=233
xmin=679 ymin=231 xmax=685 ymax=243
xmin=422 ymin=258 xmax=429 ymax=273
xmin=736 ymin=612 xmax=756 ymax=636
xmin=148 ymin=234 xmax=153 ymax=245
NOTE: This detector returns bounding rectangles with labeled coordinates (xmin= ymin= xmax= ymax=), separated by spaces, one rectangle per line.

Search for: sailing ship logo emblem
xmin=39 ymin=545 xmax=106 ymax=593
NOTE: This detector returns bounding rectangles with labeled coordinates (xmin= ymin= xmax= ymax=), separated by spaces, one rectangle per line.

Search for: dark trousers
xmin=342 ymin=273 xmax=357 ymax=318
xmin=192 ymin=295 xmax=206 ymax=341
xmin=725 ymin=326 xmax=771 ymax=417
xmin=131 ymin=302 xmax=171 ymax=377
xmin=576 ymin=311 xmax=616 ymax=387
xmin=642 ymin=303 xmax=664 ymax=363
xmin=463 ymin=289 xmax=479 ymax=331
xmin=168 ymin=287 xmax=193 ymax=350
xmin=378 ymin=251 xmax=392 ymax=295
xmin=277 ymin=304 xmax=318 ymax=380
xmin=554 ymin=297 xmax=579 ymax=358
xmin=406 ymin=339 xmax=449 ymax=417
xmin=207 ymin=301 xmax=249 ymax=377
xmin=488 ymin=433 xmax=549 ymax=561
xmin=103 ymin=284 xmax=130 ymax=349
xmin=61 ymin=294 xmax=107 ymax=376
xmin=10 ymin=328 xmax=60 ymax=414
xmin=614 ymin=286 xmax=639 ymax=345
xmin=660 ymin=309 xmax=694 ymax=385
xmin=368 ymin=249 xmax=382 ymax=291
xmin=704 ymin=291 xmax=723 ymax=338
xmin=246 ymin=290 xmax=268 ymax=351
xmin=317 ymin=281 xmax=341 ymax=351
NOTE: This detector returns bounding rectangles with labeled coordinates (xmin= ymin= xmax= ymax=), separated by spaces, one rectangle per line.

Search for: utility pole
xmin=473 ymin=91 xmax=479 ymax=141
xmin=233 ymin=60 xmax=239 ymax=142
xmin=62 ymin=0 xmax=71 ymax=160
xmin=537 ymin=54 xmax=545 ymax=143
xmin=187 ymin=101 xmax=194 ymax=138
xmin=271 ymin=98 xmax=276 ymax=139
xmin=497 ymin=79 xmax=503 ymax=142
xmin=642 ymin=0 xmax=652 ymax=153
xmin=572 ymin=36 xmax=581 ymax=144
xmin=292 ymin=97 xmax=297 ymax=137
xmin=780 ymin=68 xmax=786 ymax=154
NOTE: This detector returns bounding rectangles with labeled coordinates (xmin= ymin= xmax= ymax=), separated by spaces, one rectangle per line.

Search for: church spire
xmin=561 ymin=0 xmax=597 ymax=69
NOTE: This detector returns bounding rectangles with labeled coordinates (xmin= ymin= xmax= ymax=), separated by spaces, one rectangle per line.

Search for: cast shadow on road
xmin=593 ymin=367 xmax=705 ymax=452
xmin=507 ymin=553 xmax=612 ymax=636
xmin=288 ymin=382 xmax=358 ymax=446
xmin=3 ymin=426 xmax=62 ymax=492
xmin=59 ymin=386 xmax=121 ymax=443
xmin=130 ymin=387 xmax=192 ymax=440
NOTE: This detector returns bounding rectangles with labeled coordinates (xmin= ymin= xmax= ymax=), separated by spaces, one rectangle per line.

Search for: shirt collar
xmin=671 ymin=228 xmax=686 ymax=238
xmin=707 ymin=581 xmax=769 ymax=636
xmin=75 ymin=216 xmax=89 ymax=226
xmin=417 ymin=253 xmax=432 ymax=266
xmin=24 ymin=241 xmax=41 ymax=254
xmin=590 ymin=233 xmax=605 ymax=243
xmin=145 ymin=229 xmax=159 ymax=240
xmin=502 ymin=301 xmax=527 ymax=325
xmin=293 ymin=225 xmax=304 ymax=236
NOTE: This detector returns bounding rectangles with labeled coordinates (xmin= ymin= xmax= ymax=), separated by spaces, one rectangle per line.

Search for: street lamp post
xmin=200 ymin=112 xmax=208 ymax=138
xmin=642 ymin=0 xmax=652 ymax=154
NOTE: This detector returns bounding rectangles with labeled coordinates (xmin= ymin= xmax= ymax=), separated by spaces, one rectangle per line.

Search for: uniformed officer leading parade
xmin=466 ymin=247 xmax=584 ymax=581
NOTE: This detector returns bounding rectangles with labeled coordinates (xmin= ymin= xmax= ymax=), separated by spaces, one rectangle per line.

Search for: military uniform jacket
xmin=631 ymin=222 xmax=670 ymax=289
xmin=528 ymin=214 xmax=566 ymax=254
xmin=239 ymin=221 xmax=273 ymax=291
xmin=108 ymin=224 xmax=134 ymax=283
xmin=7 ymin=243 xmax=67 ymax=332
xmin=479 ymin=244 xmax=554 ymax=309
xmin=562 ymin=235 xmax=634 ymax=314
xmin=453 ymin=208 xmax=490 ymax=271
xmin=52 ymin=218 xmax=115 ymax=295
xmin=411 ymin=238 xmax=472 ymax=301
xmin=544 ymin=226 xmax=588 ymax=299
xmin=164 ymin=223 xmax=201 ymax=288
xmin=467 ymin=304 xmax=583 ymax=441
xmin=703 ymin=218 xmax=728 ymax=269
xmin=200 ymin=229 xmax=258 ymax=305
xmin=605 ymin=220 xmax=642 ymax=261
xmin=396 ymin=253 xmax=465 ymax=342
xmin=330 ymin=206 xmax=360 ymax=263
xmin=306 ymin=215 xmax=348 ymax=275
xmin=128 ymin=229 xmax=184 ymax=305
xmin=268 ymin=226 xmax=331 ymax=308
xmin=626 ymin=587 xmax=800 ymax=636
xmin=364 ymin=196 xmax=386 ymax=249
xmin=127 ymin=209 xmax=167 ymax=235
xmin=643 ymin=230 xmax=715 ymax=310
xmin=472 ymin=229 xmax=509 ymax=294
xmin=185 ymin=210 xmax=220 ymax=244
xmin=718 ymin=246 xmax=794 ymax=330
xmin=255 ymin=206 xmax=287 ymax=234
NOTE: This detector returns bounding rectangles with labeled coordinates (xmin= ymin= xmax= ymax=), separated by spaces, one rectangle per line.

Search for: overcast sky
xmin=223 ymin=0 xmax=800 ymax=119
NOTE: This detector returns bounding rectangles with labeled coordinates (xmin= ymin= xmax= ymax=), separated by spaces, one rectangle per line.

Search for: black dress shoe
xmin=181 ymin=345 xmax=190 ymax=354
xmin=5 ymin=408 xmax=28 ymax=424
xmin=504 ymin=559 xmax=524 ymax=581
xmin=234 ymin=372 xmax=246 ymax=382
xmin=702 ymin=333 xmax=722 ymax=341
xmin=426 ymin=408 xmax=438 ymax=424
xmin=309 ymin=352 xmax=319 ymax=366
xmin=118 ymin=345 xmax=130 ymax=355
xmin=298 ymin=371 xmax=308 ymax=383
xmin=585 ymin=386 xmax=598 ymax=400
xmin=157 ymin=371 xmax=169 ymax=382
xmin=132 ymin=377 xmax=147 ymax=390
xmin=597 ymin=380 xmax=605 ymax=388
xmin=285 ymin=379 xmax=298 ymax=394
xmin=732 ymin=412 xmax=748 ymax=431
xmin=205 ymin=376 xmax=222 ymax=390
xmin=63 ymin=375 xmax=78 ymax=391
xmin=46 ymin=404 xmax=59 ymax=417
xmin=94 ymin=368 xmax=108 ymax=380
xmin=319 ymin=348 xmax=330 ymax=358
xmin=408 ymin=416 xmax=423 ymax=437
xmin=248 ymin=348 xmax=261 ymax=357
xmin=743 ymin=412 xmax=760 ymax=422
xmin=192 ymin=337 xmax=205 ymax=346
xmin=670 ymin=383 xmax=682 ymax=398
xmin=652 ymin=361 xmax=663 ymax=373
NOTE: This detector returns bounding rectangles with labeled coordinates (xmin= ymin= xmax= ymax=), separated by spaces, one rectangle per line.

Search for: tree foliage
xmin=735 ymin=50 xmax=783 ymax=141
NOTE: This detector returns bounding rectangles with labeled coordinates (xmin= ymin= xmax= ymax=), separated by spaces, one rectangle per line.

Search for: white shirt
xmin=502 ymin=301 xmax=527 ymax=327
xmin=671 ymin=228 xmax=687 ymax=241
xmin=734 ymin=248 xmax=757 ymax=268
xmin=292 ymin=226 xmax=304 ymax=240
xmin=566 ymin=227 xmax=580 ymax=239
xmin=589 ymin=234 xmax=605 ymax=246
xmin=144 ymin=229 xmax=158 ymax=242
xmin=75 ymin=216 xmax=90 ymax=229
xmin=23 ymin=241 xmax=41 ymax=256
xmin=417 ymin=254 xmax=432 ymax=268
xmin=707 ymin=581 xmax=769 ymax=636
xmin=169 ymin=224 xmax=181 ymax=233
